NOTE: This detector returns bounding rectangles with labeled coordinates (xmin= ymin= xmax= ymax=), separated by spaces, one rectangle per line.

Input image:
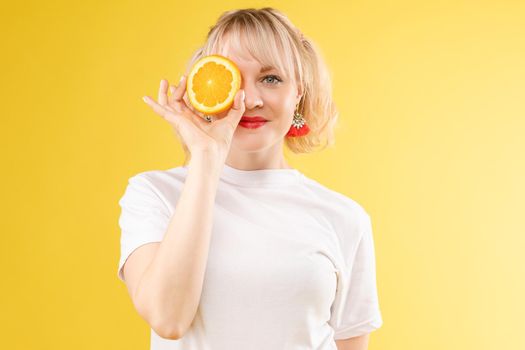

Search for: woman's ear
xmin=296 ymin=84 xmax=303 ymax=105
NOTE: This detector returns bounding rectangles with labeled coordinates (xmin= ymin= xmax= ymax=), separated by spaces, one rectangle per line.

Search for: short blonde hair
xmin=180 ymin=7 xmax=338 ymax=165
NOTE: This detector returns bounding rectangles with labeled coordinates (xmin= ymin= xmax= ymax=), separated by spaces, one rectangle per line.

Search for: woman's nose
xmin=242 ymin=83 xmax=263 ymax=110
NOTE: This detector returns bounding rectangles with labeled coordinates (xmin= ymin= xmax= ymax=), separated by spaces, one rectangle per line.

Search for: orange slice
xmin=186 ymin=54 xmax=242 ymax=115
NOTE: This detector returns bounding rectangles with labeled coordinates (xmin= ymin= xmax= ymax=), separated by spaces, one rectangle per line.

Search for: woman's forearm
xmin=135 ymin=150 xmax=224 ymax=338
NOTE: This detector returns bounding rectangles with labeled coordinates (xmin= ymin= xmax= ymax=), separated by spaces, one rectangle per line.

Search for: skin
xmin=335 ymin=333 xmax=370 ymax=350
xmin=211 ymin=42 xmax=303 ymax=170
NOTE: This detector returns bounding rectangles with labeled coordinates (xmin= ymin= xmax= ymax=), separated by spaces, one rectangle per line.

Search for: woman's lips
xmin=239 ymin=116 xmax=268 ymax=129
xmin=238 ymin=120 xmax=267 ymax=129
xmin=241 ymin=116 xmax=267 ymax=122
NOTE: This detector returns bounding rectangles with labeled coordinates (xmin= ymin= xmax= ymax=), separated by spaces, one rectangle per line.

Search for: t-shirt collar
xmin=219 ymin=163 xmax=304 ymax=187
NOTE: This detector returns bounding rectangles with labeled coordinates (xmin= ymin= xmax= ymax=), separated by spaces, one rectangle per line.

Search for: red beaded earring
xmin=286 ymin=104 xmax=310 ymax=137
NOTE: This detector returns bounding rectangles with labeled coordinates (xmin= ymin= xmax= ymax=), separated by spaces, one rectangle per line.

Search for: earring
xmin=286 ymin=104 xmax=310 ymax=137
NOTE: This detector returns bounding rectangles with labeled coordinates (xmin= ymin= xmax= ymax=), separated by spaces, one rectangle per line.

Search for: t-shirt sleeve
xmin=117 ymin=174 xmax=171 ymax=282
xmin=329 ymin=213 xmax=384 ymax=339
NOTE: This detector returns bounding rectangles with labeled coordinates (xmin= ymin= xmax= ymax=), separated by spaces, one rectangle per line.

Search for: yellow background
xmin=2 ymin=0 xmax=524 ymax=349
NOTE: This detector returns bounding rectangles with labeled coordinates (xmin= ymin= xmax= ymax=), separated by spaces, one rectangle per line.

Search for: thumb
xmin=226 ymin=89 xmax=245 ymax=124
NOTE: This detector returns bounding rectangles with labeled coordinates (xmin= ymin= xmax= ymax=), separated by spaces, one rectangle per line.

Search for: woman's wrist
xmin=188 ymin=148 xmax=226 ymax=179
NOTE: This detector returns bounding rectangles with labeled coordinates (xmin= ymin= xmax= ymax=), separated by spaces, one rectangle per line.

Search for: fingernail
xmin=241 ymin=90 xmax=245 ymax=101
xmin=179 ymin=75 xmax=185 ymax=83
xmin=142 ymin=96 xmax=148 ymax=102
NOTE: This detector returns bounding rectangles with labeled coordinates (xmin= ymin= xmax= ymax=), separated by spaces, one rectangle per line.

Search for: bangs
xmin=204 ymin=18 xmax=299 ymax=82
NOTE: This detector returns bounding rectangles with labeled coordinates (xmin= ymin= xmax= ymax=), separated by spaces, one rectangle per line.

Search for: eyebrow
xmin=260 ymin=66 xmax=277 ymax=73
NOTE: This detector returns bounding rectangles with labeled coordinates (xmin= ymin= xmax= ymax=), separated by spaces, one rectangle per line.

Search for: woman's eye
xmin=262 ymin=75 xmax=282 ymax=84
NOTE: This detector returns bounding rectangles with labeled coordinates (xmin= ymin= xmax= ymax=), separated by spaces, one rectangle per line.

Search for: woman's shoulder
xmin=300 ymin=175 xmax=370 ymax=222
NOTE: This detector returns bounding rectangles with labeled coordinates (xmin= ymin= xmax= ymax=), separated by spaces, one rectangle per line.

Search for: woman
xmin=118 ymin=7 xmax=383 ymax=350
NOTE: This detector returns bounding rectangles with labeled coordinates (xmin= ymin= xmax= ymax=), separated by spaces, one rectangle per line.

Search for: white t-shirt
xmin=117 ymin=164 xmax=383 ymax=349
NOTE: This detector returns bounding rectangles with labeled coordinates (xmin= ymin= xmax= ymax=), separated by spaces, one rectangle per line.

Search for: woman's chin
xmin=231 ymin=137 xmax=273 ymax=152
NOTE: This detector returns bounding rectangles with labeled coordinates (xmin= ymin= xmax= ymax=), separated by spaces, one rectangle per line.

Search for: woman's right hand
xmin=142 ymin=76 xmax=245 ymax=159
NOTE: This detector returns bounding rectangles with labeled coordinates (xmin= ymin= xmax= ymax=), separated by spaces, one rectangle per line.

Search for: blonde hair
xmin=180 ymin=7 xmax=338 ymax=165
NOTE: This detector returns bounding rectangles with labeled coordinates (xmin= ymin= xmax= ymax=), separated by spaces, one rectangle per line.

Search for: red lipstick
xmin=239 ymin=116 xmax=268 ymax=129
xmin=240 ymin=116 xmax=268 ymax=122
